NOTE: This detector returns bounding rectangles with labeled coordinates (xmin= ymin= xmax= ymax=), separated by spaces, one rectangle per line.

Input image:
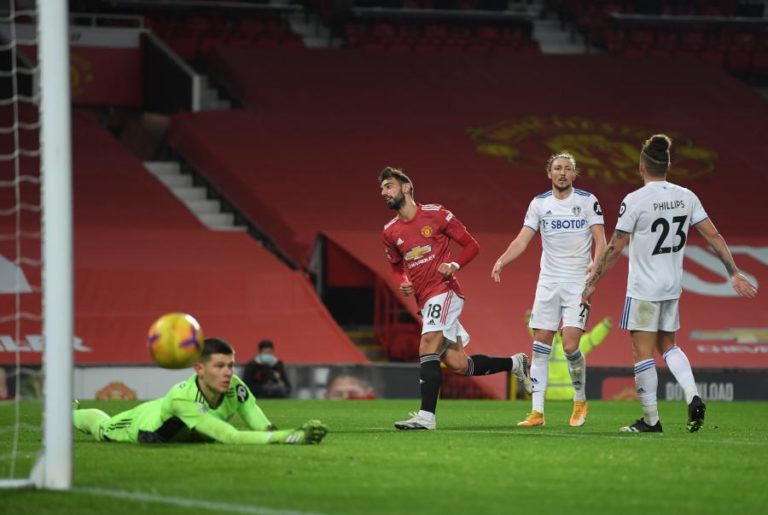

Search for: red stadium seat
xmin=624 ymin=29 xmax=653 ymax=57
xmin=169 ymin=36 xmax=199 ymax=60
xmin=751 ymin=50 xmax=768 ymax=78
xmin=676 ymin=30 xmax=705 ymax=58
xmin=182 ymin=15 xmax=211 ymax=36
xmin=239 ymin=19 xmax=266 ymax=36
xmin=649 ymin=30 xmax=678 ymax=57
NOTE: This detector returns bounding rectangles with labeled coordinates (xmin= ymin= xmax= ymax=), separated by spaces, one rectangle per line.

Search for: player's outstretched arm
xmin=695 ymin=219 xmax=758 ymax=298
xmin=194 ymin=415 xmax=327 ymax=445
xmin=580 ymin=317 xmax=612 ymax=354
xmin=236 ymin=379 xmax=276 ymax=431
xmin=492 ymin=227 xmax=536 ymax=283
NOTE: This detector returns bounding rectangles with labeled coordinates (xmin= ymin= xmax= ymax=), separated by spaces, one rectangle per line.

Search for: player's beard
xmin=553 ymin=181 xmax=572 ymax=193
xmin=385 ymin=192 xmax=405 ymax=210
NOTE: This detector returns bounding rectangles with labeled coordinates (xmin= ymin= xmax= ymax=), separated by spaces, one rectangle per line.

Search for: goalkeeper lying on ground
xmin=73 ymin=337 xmax=327 ymax=445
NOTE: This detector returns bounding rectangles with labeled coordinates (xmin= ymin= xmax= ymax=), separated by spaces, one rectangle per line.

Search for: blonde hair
xmin=546 ymin=152 xmax=577 ymax=174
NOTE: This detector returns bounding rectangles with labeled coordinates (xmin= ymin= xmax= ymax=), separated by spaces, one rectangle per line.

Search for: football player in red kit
xmin=379 ymin=167 xmax=531 ymax=430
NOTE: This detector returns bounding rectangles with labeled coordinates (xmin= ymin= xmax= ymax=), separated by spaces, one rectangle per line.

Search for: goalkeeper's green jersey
xmin=98 ymin=374 xmax=272 ymax=443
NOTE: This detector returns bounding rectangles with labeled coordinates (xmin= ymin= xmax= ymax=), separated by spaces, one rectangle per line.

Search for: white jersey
xmin=524 ymin=188 xmax=604 ymax=284
xmin=616 ymin=180 xmax=708 ymax=301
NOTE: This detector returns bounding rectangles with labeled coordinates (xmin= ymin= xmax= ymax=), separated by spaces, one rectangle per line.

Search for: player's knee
xmin=533 ymin=329 xmax=555 ymax=344
xmin=449 ymin=360 xmax=469 ymax=375
xmin=418 ymin=333 xmax=442 ymax=355
xmin=562 ymin=341 xmax=579 ymax=354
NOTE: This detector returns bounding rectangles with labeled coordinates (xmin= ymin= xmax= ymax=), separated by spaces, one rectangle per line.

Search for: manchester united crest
xmin=420 ymin=225 xmax=433 ymax=238
xmin=70 ymin=53 xmax=95 ymax=100
xmin=467 ymin=115 xmax=717 ymax=185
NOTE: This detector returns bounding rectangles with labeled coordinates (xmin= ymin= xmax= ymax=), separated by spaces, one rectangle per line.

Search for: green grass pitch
xmin=1 ymin=399 xmax=767 ymax=515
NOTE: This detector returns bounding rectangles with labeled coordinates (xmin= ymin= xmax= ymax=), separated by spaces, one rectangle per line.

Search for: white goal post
xmin=0 ymin=0 xmax=73 ymax=490
xmin=35 ymin=0 xmax=74 ymax=490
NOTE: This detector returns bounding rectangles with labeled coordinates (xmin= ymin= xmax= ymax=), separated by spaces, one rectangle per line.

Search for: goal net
xmin=0 ymin=0 xmax=73 ymax=490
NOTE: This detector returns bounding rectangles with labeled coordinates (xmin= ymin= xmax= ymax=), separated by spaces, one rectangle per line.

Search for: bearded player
xmin=379 ymin=167 xmax=531 ymax=431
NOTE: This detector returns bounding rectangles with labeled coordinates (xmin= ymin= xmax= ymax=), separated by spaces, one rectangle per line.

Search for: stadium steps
xmin=143 ymin=161 xmax=246 ymax=231
xmin=287 ymin=12 xmax=341 ymax=48
xmin=268 ymin=0 xmax=341 ymax=48
xmin=532 ymin=18 xmax=592 ymax=55
xmin=344 ymin=326 xmax=387 ymax=362
xmin=199 ymin=76 xmax=232 ymax=111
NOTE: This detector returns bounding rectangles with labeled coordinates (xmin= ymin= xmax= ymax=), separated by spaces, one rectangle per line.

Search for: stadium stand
xmin=337 ymin=8 xmax=539 ymax=53
xmin=145 ymin=12 xmax=304 ymax=60
xmin=0 ymin=111 xmax=366 ymax=366
xmin=28 ymin=1 xmax=766 ymax=398
xmin=168 ymin=47 xmax=768 ymax=397
xmin=70 ymin=0 xmax=305 ymax=60
xmin=546 ymin=0 xmax=768 ymax=80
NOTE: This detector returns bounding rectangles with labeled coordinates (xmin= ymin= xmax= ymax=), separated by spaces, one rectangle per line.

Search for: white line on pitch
xmin=439 ymin=428 xmax=768 ymax=445
xmin=73 ymin=486 xmax=326 ymax=515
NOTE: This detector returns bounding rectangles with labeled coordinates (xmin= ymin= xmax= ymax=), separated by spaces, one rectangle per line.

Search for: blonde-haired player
xmin=493 ymin=152 xmax=606 ymax=427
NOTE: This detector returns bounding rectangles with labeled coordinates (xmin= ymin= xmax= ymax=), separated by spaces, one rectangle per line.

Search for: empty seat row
xmin=343 ymin=21 xmax=538 ymax=53
xmin=599 ymin=25 xmax=768 ymax=78
xmin=146 ymin=14 xmax=303 ymax=60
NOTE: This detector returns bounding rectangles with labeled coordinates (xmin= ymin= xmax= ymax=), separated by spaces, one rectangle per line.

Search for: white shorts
xmin=420 ymin=291 xmax=470 ymax=347
xmin=620 ymin=297 xmax=680 ymax=332
xmin=529 ymin=282 xmax=589 ymax=331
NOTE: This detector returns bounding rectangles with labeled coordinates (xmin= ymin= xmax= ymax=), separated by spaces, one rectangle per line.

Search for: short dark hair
xmin=258 ymin=339 xmax=274 ymax=351
xmin=640 ymin=134 xmax=671 ymax=176
xmin=200 ymin=337 xmax=234 ymax=362
xmin=378 ymin=167 xmax=413 ymax=191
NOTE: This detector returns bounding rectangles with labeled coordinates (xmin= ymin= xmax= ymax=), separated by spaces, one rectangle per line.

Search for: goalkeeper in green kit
xmin=73 ymin=338 xmax=327 ymax=445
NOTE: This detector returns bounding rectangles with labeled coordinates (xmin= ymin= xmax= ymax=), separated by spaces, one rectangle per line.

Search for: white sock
xmin=634 ymin=359 xmax=659 ymax=426
xmin=565 ymin=349 xmax=586 ymax=402
xmin=418 ymin=410 xmax=435 ymax=422
xmin=663 ymin=346 xmax=699 ymax=404
xmin=530 ymin=341 xmax=551 ymax=413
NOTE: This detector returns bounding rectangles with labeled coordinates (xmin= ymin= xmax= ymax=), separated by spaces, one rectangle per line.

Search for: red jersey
xmin=382 ymin=204 xmax=478 ymax=309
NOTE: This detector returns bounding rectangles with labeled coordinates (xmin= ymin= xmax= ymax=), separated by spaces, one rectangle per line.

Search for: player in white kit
xmin=493 ymin=153 xmax=606 ymax=427
xmin=583 ymin=134 xmax=758 ymax=433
